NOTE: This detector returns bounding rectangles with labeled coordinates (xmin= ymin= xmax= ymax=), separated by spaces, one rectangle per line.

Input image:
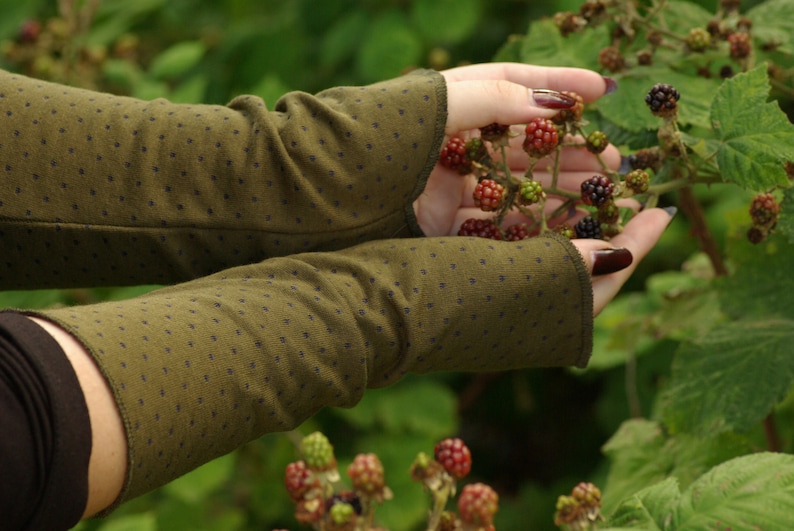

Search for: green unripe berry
xmin=686 ymin=27 xmax=711 ymax=52
xmin=519 ymin=180 xmax=546 ymax=205
xmin=585 ymin=130 xmax=609 ymax=154
xmin=625 ymin=169 xmax=650 ymax=194
xmin=300 ymin=431 xmax=336 ymax=471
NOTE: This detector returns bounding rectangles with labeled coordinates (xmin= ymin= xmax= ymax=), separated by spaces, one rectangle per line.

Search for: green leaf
xmin=778 ymin=184 xmax=794 ymax=243
xmin=356 ymin=12 xmax=423 ymax=84
xmin=319 ymin=9 xmax=369 ymax=69
xmin=673 ymin=452 xmax=794 ymax=529
xmin=747 ymin=0 xmax=794 ymax=54
xmin=97 ymin=513 xmax=157 ymax=531
xmin=601 ymin=419 xmax=751 ymax=516
xmin=607 ymin=477 xmax=679 ymax=530
xmin=411 ymin=0 xmax=481 ymax=45
xmin=520 ymin=18 xmax=611 ymax=69
xmin=661 ymin=319 xmax=794 ymax=435
xmin=719 ymin=233 xmax=794 ymax=320
xmin=147 ymin=41 xmax=207 ymax=80
xmin=711 ymin=64 xmax=794 ymax=189
xmin=161 ymin=453 xmax=235 ymax=505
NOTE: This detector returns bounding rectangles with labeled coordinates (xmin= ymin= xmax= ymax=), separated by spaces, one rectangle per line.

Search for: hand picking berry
xmin=434 ymin=437 xmax=472 ymax=480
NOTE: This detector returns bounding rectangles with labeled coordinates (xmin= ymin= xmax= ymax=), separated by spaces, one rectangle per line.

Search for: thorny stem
xmin=677 ymin=185 xmax=729 ymax=276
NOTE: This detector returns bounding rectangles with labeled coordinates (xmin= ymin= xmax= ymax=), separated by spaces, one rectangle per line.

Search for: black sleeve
xmin=0 ymin=312 xmax=92 ymax=531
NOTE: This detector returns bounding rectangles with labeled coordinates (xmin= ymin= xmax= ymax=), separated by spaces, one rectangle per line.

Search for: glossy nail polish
xmin=591 ymin=247 xmax=633 ymax=276
xmin=532 ymin=89 xmax=577 ymax=109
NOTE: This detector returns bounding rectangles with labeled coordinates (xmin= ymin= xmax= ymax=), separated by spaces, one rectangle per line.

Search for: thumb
xmin=444 ymin=80 xmax=577 ymax=134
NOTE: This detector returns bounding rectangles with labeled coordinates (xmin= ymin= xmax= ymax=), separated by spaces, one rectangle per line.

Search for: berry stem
xmin=677 ymin=186 xmax=729 ymax=276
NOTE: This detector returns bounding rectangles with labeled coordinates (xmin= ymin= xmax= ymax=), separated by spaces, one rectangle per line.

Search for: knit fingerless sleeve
xmin=0 ymin=69 xmax=445 ymax=288
xmin=29 ymin=233 xmax=593 ymax=508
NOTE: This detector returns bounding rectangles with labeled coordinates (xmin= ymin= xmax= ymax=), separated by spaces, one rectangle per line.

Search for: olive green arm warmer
xmin=0 ymin=69 xmax=445 ymax=289
xmin=28 ymin=233 xmax=593 ymax=507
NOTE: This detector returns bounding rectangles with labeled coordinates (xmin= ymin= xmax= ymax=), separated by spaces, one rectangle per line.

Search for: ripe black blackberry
xmin=574 ymin=216 xmax=603 ymax=239
xmin=580 ymin=175 xmax=615 ymax=207
xmin=645 ymin=83 xmax=680 ymax=118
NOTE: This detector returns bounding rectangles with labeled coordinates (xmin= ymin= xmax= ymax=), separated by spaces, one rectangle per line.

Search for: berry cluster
xmin=747 ymin=192 xmax=781 ymax=244
xmin=553 ymin=482 xmax=604 ymax=530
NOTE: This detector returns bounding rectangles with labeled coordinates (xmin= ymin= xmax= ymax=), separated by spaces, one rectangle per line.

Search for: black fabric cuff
xmin=0 ymin=312 xmax=92 ymax=531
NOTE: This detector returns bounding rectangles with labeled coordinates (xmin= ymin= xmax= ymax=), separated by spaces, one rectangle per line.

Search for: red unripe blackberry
xmin=347 ymin=453 xmax=386 ymax=497
xmin=645 ymin=83 xmax=680 ymax=118
xmin=523 ymin=117 xmax=559 ymax=159
xmin=434 ymin=437 xmax=472 ymax=480
xmin=749 ymin=192 xmax=780 ymax=228
xmin=552 ymin=90 xmax=585 ymax=127
xmin=585 ymin=130 xmax=609 ymax=154
xmin=686 ymin=27 xmax=712 ymax=52
xmin=17 ymin=19 xmax=42 ymax=44
xmin=598 ymin=46 xmax=625 ymax=73
xmin=458 ymin=218 xmax=502 ymax=240
xmin=285 ymin=460 xmax=320 ymax=501
xmin=728 ymin=32 xmax=752 ymax=60
xmin=574 ymin=216 xmax=603 ymax=239
xmin=580 ymin=175 xmax=615 ymax=207
xmin=457 ymin=483 xmax=499 ymax=527
xmin=505 ymin=223 xmax=531 ymax=241
xmin=439 ymin=136 xmax=472 ymax=174
xmin=519 ymin=179 xmax=545 ymax=205
xmin=625 ymin=169 xmax=650 ymax=194
xmin=473 ymin=179 xmax=505 ymax=212
xmin=479 ymin=122 xmax=510 ymax=145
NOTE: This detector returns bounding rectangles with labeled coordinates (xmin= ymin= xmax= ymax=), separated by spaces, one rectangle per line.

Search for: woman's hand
xmin=415 ymin=62 xmax=618 ymax=237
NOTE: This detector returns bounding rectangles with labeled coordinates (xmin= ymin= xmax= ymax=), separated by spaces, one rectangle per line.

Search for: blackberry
xmin=598 ymin=46 xmax=625 ymax=73
xmin=597 ymin=200 xmax=620 ymax=224
xmin=645 ymin=83 xmax=680 ymax=118
xmin=686 ymin=27 xmax=712 ymax=52
xmin=519 ymin=179 xmax=545 ymax=205
xmin=522 ymin=117 xmax=559 ymax=159
xmin=629 ymin=147 xmax=662 ymax=172
xmin=728 ymin=32 xmax=751 ymax=60
xmin=625 ymin=168 xmax=650 ymax=194
xmin=347 ymin=453 xmax=386 ymax=498
xmin=505 ymin=223 xmax=531 ymax=241
xmin=580 ymin=175 xmax=615 ymax=207
xmin=473 ymin=179 xmax=505 ymax=212
xmin=747 ymin=226 xmax=767 ymax=245
xmin=585 ymin=130 xmax=609 ymax=154
xmin=479 ymin=122 xmax=510 ymax=145
xmin=285 ymin=460 xmax=320 ymax=501
xmin=646 ymin=30 xmax=663 ymax=47
xmin=439 ymin=136 xmax=472 ymax=174
xmin=554 ymin=11 xmax=585 ymax=37
xmin=434 ymin=437 xmax=472 ymax=480
xmin=300 ymin=431 xmax=337 ymax=471
xmin=579 ymin=1 xmax=607 ymax=23
xmin=457 ymin=483 xmax=499 ymax=527
xmin=749 ymin=192 xmax=780 ymax=228
xmin=458 ymin=218 xmax=502 ymax=240
xmin=636 ymin=50 xmax=654 ymax=66
xmin=554 ymin=224 xmax=576 ymax=239
xmin=465 ymin=137 xmax=488 ymax=165
xmin=574 ymin=216 xmax=603 ymax=239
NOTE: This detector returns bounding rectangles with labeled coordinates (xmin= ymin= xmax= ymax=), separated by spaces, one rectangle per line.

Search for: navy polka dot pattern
xmin=0 ymin=69 xmax=444 ymax=288
xmin=35 ymin=233 xmax=592 ymax=504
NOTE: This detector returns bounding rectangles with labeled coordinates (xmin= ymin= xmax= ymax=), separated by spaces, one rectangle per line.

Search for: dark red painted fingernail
xmin=532 ymin=89 xmax=577 ymax=109
xmin=591 ymin=247 xmax=633 ymax=276
xmin=603 ymin=76 xmax=618 ymax=95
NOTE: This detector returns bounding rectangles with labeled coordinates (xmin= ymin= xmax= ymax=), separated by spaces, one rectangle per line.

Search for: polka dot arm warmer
xmin=0 ymin=69 xmax=445 ymax=289
xmin=30 ymin=233 xmax=592 ymax=507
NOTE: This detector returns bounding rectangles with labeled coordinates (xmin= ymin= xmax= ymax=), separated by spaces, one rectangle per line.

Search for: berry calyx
xmin=574 ymin=216 xmax=603 ymax=239
xmin=645 ymin=83 xmax=680 ymax=118
xmin=585 ymin=130 xmax=609 ymax=154
xmin=580 ymin=175 xmax=615 ymax=207
xmin=625 ymin=169 xmax=650 ymax=194
xmin=473 ymin=179 xmax=506 ymax=212
xmin=598 ymin=45 xmax=626 ymax=73
xmin=458 ymin=218 xmax=502 ymax=240
xmin=347 ymin=453 xmax=386 ymax=498
xmin=439 ymin=136 xmax=472 ymax=174
xmin=686 ymin=27 xmax=712 ymax=52
xmin=457 ymin=482 xmax=499 ymax=527
xmin=522 ymin=117 xmax=559 ymax=159
xmin=519 ymin=179 xmax=546 ymax=205
xmin=300 ymin=431 xmax=337 ymax=472
xmin=434 ymin=437 xmax=472 ymax=480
